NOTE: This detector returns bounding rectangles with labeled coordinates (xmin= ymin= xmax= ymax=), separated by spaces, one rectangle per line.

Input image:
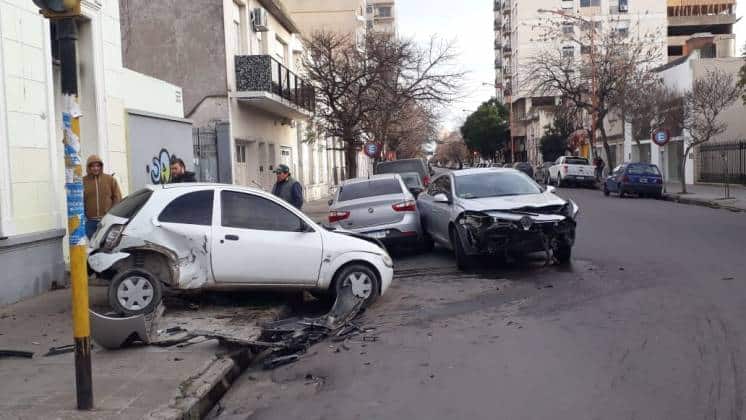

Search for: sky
xmin=398 ymin=0 xmax=746 ymax=134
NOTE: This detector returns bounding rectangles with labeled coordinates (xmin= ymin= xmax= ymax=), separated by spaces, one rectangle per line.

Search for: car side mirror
xmin=433 ymin=193 xmax=450 ymax=203
xmin=546 ymin=186 xmax=556 ymax=193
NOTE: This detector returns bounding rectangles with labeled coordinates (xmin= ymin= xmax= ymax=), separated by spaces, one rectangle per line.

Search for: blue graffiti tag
xmin=148 ymin=148 xmax=173 ymax=184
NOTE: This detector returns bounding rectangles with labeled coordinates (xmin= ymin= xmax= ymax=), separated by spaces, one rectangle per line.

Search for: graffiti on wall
xmin=148 ymin=148 xmax=173 ymax=184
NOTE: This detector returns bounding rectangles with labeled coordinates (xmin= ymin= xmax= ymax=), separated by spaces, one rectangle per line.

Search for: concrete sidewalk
xmin=0 ymin=287 xmax=287 ymax=419
xmin=664 ymin=182 xmax=746 ymax=212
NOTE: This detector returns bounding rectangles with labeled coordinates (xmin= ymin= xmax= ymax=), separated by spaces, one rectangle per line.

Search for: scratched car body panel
xmin=88 ymin=184 xmax=394 ymax=315
xmin=417 ymin=168 xmax=579 ymax=266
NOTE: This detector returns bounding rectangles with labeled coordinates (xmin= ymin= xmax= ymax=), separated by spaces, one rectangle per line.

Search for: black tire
xmin=108 ymin=268 xmax=162 ymax=316
xmin=603 ymin=185 xmax=610 ymax=196
xmin=333 ymin=263 xmax=381 ymax=307
xmin=619 ymin=187 xmax=625 ymax=198
xmin=451 ymin=227 xmax=476 ymax=271
xmin=556 ymin=175 xmax=563 ymax=188
xmin=555 ymin=244 xmax=572 ymax=264
xmin=654 ymin=191 xmax=663 ymax=199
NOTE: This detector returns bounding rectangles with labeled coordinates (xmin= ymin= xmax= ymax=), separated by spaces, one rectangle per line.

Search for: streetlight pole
xmin=538 ymin=8 xmax=599 ymax=159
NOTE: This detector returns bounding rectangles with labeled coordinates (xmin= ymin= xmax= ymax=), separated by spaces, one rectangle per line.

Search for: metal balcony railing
xmin=235 ymin=55 xmax=315 ymax=113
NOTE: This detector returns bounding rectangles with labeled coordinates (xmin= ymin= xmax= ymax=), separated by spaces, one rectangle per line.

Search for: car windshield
xmin=338 ymin=179 xmax=403 ymax=201
xmin=108 ymin=189 xmax=153 ymax=218
xmin=566 ymin=157 xmax=589 ymax=165
xmin=399 ymin=173 xmax=422 ymax=188
xmin=455 ymin=172 xmax=543 ymax=199
xmin=376 ymin=161 xmax=423 ymax=176
xmin=627 ymin=164 xmax=661 ymax=175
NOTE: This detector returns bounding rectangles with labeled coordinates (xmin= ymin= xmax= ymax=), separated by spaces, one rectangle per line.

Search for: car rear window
xmin=627 ymin=164 xmax=660 ymax=175
xmin=108 ymin=189 xmax=153 ymax=219
xmin=338 ymin=179 xmax=403 ymax=201
xmin=375 ymin=160 xmax=424 ymax=176
xmin=566 ymin=158 xmax=589 ymax=165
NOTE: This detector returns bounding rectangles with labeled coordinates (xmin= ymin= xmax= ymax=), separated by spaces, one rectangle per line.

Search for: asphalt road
xmin=213 ymin=186 xmax=746 ymax=420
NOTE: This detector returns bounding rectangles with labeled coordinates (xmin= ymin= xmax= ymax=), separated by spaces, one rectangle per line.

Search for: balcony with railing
xmin=234 ymin=55 xmax=315 ymax=119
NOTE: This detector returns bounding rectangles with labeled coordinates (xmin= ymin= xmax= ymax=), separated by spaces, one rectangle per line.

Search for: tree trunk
xmin=599 ymin=123 xmax=615 ymax=169
xmin=679 ymin=144 xmax=694 ymax=194
xmin=343 ymin=140 xmax=358 ymax=179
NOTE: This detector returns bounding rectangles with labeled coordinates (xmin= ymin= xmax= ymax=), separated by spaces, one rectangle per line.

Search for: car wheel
xmin=555 ymin=244 xmax=572 ymax=264
xmin=603 ymin=184 xmax=610 ymax=196
xmin=654 ymin=191 xmax=663 ymax=199
xmin=451 ymin=227 xmax=476 ymax=271
xmin=556 ymin=175 xmax=563 ymax=188
xmin=619 ymin=187 xmax=625 ymax=198
xmin=333 ymin=263 xmax=380 ymax=307
xmin=108 ymin=269 xmax=162 ymax=316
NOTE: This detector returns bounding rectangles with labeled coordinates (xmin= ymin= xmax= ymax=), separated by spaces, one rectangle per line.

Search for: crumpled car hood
xmin=461 ymin=192 xmax=566 ymax=212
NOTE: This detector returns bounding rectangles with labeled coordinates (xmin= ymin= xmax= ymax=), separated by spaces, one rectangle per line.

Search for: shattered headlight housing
xmin=460 ymin=211 xmax=492 ymax=228
xmin=561 ymin=200 xmax=580 ymax=220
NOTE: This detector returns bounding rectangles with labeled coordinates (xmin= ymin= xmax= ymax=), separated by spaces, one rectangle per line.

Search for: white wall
xmin=122 ymin=69 xmax=185 ymax=118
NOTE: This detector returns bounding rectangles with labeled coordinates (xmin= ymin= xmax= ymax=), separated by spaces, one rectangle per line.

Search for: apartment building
xmin=366 ymin=0 xmax=396 ymax=34
xmin=120 ymin=0 xmax=341 ymax=199
xmin=0 ymin=0 xmax=184 ymax=304
xmin=667 ymin=0 xmax=737 ymax=60
xmin=495 ymin=0 xmax=667 ymax=165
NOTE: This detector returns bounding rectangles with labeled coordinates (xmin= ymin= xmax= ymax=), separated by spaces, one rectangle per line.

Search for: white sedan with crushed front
xmin=88 ymin=184 xmax=394 ymax=316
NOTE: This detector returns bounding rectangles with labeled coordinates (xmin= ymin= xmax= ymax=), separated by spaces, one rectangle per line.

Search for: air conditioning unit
xmin=252 ymin=8 xmax=269 ymax=32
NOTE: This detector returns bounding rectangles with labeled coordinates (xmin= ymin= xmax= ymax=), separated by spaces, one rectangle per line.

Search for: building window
xmin=275 ymin=37 xmax=287 ymax=65
xmin=377 ymin=6 xmax=392 ymax=17
xmin=581 ymin=45 xmax=592 ymax=55
xmin=367 ymin=20 xmax=373 ymax=30
xmin=580 ymin=0 xmax=600 ymax=7
xmin=562 ymin=46 xmax=575 ymax=58
xmin=619 ymin=0 xmax=629 ymax=12
xmin=562 ymin=23 xmax=574 ymax=34
xmin=366 ymin=5 xmax=373 ymax=14
xmin=232 ymin=1 xmax=245 ymax=56
xmin=235 ymin=144 xmax=246 ymax=163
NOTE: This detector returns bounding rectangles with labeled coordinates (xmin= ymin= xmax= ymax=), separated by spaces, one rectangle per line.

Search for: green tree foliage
xmin=460 ymin=99 xmax=509 ymax=159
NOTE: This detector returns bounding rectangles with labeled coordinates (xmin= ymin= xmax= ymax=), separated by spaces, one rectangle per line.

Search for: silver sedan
xmin=417 ymin=168 xmax=579 ymax=270
xmin=327 ymin=174 xmax=423 ymax=248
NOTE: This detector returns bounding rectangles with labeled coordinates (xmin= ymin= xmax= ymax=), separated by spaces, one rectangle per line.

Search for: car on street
xmin=534 ymin=162 xmax=553 ymax=184
xmin=399 ymin=171 xmax=425 ymax=198
xmin=375 ymin=158 xmax=434 ymax=187
xmin=328 ymin=174 xmax=423 ymax=248
xmin=603 ymin=162 xmax=663 ymax=198
xmin=87 ymin=184 xmax=394 ymax=316
xmin=547 ymin=156 xmax=596 ymax=187
xmin=512 ymin=162 xmax=534 ymax=178
xmin=417 ymin=168 xmax=579 ymax=270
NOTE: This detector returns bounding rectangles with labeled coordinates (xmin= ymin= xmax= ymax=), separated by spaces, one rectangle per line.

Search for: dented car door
xmin=211 ymin=189 xmax=323 ymax=285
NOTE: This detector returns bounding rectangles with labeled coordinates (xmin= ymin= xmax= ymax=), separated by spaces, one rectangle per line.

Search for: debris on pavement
xmin=43 ymin=344 xmax=75 ymax=357
xmin=0 ymin=349 xmax=34 ymax=359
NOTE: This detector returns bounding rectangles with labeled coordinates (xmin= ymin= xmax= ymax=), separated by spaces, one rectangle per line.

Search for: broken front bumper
xmin=457 ymin=211 xmax=576 ymax=256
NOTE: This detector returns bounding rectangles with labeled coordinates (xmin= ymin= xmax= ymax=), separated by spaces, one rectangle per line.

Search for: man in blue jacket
xmin=271 ymin=164 xmax=304 ymax=209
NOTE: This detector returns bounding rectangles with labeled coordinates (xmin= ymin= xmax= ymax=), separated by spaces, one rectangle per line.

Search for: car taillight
xmin=622 ymin=175 xmax=630 ymax=183
xmin=102 ymin=224 xmax=125 ymax=250
xmin=328 ymin=211 xmax=350 ymax=223
xmin=423 ymin=176 xmax=431 ymax=187
xmin=562 ymin=165 xmax=568 ymax=174
xmin=392 ymin=200 xmax=417 ymax=212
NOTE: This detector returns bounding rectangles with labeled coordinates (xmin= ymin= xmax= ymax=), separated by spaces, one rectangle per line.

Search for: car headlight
xmin=381 ymin=254 xmax=394 ymax=268
xmin=562 ymin=200 xmax=579 ymax=220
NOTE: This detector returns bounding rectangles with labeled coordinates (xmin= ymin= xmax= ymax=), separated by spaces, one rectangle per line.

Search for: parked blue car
xmin=603 ymin=163 xmax=663 ymax=198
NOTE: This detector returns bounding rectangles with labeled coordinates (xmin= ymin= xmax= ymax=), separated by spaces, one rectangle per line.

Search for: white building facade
xmin=0 ymin=0 xmax=182 ymax=304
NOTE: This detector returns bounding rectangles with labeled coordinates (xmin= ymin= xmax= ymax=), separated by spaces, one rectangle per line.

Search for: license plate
xmin=367 ymin=231 xmax=387 ymax=239
xmin=639 ymin=178 xmax=648 ymax=183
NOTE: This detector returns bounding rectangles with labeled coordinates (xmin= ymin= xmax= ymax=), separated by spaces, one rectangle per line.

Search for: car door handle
xmin=224 ymin=234 xmax=239 ymax=241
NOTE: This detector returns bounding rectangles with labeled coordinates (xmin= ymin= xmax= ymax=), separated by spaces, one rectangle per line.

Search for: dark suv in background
xmin=375 ymin=158 xmax=435 ymax=187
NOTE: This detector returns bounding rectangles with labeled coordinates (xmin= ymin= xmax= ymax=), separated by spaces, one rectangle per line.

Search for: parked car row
xmin=328 ymin=167 xmax=580 ymax=271
xmin=603 ymin=163 xmax=663 ymax=198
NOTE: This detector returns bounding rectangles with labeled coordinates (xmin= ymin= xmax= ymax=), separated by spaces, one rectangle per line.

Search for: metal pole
xmin=58 ymin=18 xmax=93 ymax=410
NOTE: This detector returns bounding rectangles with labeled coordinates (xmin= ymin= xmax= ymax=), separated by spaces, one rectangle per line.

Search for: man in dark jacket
xmin=271 ymin=164 xmax=303 ymax=209
xmin=169 ymin=157 xmax=197 ymax=183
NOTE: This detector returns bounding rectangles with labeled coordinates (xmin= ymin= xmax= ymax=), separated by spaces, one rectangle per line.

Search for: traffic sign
xmin=652 ymin=128 xmax=671 ymax=147
xmin=364 ymin=142 xmax=381 ymax=158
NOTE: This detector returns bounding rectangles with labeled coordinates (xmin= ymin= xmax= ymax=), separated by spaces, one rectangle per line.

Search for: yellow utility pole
xmin=32 ymin=0 xmax=93 ymax=410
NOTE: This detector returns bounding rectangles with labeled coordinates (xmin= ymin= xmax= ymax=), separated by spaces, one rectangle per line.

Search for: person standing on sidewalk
xmin=83 ymin=155 xmax=122 ymax=239
xmin=271 ymin=164 xmax=304 ymax=209
xmin=169 ymin=157 xmax=197 ymax=183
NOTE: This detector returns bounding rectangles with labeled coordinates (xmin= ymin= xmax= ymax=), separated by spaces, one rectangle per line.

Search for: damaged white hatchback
xmin=88 ymin=184 xmax=394 ymax=316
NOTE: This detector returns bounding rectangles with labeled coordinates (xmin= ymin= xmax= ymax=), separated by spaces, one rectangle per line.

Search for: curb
xmin=663 ymin=193 xmax=744 ymax=213
xmin=145 ymin=305 xmax=291 ymax=420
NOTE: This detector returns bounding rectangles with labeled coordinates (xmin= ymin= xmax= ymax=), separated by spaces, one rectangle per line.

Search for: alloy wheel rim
xmin=345 ymin=272 xmax=373 ymax=299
